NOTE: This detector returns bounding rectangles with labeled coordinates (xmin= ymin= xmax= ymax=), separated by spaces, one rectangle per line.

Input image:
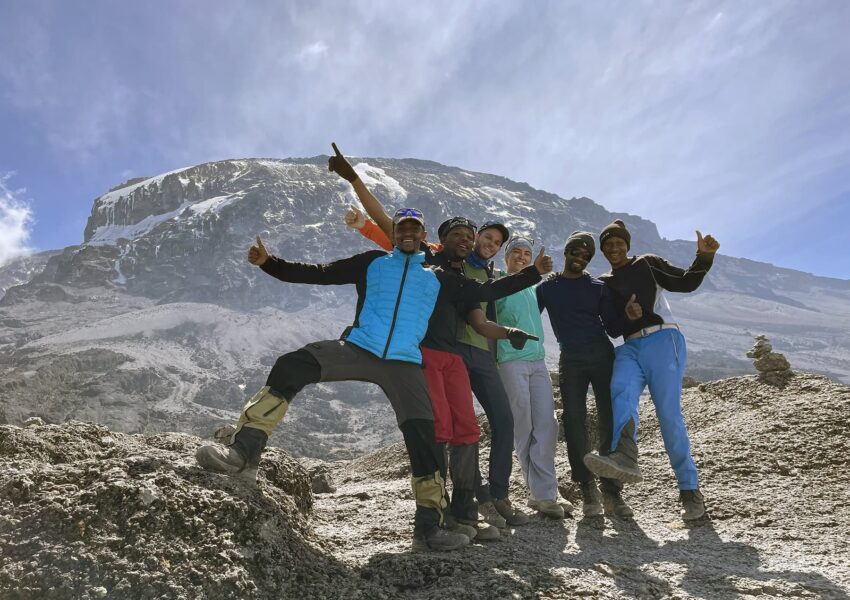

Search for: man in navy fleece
xmin=537 ymin=231 xmax=634 ymax=518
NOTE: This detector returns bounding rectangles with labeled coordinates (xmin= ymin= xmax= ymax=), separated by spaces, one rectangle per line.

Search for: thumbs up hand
xmin=625 ymin=294 xmax=643 ymax=321
xmin=328 ymin=142 xmax=359 ymax=183
xmin=248 ymin=235 xmax=270 ymax=266
xmin=344 ymin=204 xmax=366 ymax=230
xmin=533 ymin=245 xmax=553 ymax=275
xmin=696 ymin=230 xmax=720 ymax=254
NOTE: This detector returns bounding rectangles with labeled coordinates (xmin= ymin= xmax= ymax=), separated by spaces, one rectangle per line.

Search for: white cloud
xmin=0 ymin=173 xmax=34 ymax=266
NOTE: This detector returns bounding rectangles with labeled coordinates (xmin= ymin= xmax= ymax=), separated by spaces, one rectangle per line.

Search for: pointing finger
xmin=332 ymin=142 xmax=343 ymax=157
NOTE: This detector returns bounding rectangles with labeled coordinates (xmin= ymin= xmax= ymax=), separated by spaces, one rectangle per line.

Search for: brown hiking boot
xmin=493 ymin=498 xmax=530 ymax=526
xmin=602 ymin=489 xmax=634 ymax=519
xmin=679 ymin=489 xmax=706 ymax=521
xmin=580 ymin=482 xmax=604 ymax=517
xmin=583 ymin=418 xmax=642 ymax=483
xmin=536 ymin=499 xmax=566 ymax=519
xmin=456 ymin=517 xmax=501 ymax=541
xmin=478 ymin=501 xmax=507 ymax=528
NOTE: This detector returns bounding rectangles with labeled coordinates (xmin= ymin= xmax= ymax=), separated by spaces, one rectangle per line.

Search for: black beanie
xmin=599 ymin=219 xmax=631 ymax=250
xmin=564 ymin=231 xmax=595 ymax=260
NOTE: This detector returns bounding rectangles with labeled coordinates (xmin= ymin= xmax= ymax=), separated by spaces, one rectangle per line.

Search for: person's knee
xmin=266 ymin=349 xmax=320 ymax=398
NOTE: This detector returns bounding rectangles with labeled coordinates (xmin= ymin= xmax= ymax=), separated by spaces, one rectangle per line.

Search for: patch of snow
xmin=188 ymin=194 xmax=242 ymax=216
xmin=96 ymin=166 xmax=193 ymax=209
xmin=478 ymin=186 xmax=533 ymax=210
xmin=88 ymin=202 xmax=190 ymax=246
xmin=352 ymin=163 xmax=407 ymax=201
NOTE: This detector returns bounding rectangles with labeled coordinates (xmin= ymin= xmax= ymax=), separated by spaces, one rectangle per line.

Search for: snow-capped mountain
xmin=1 ymin=156 xmax=848 ymax=458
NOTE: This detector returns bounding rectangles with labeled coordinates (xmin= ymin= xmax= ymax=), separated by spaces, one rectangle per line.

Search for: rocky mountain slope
xmin=1 ymin=157 xmax=849 ymax=459
xmin=2 ymin=371 xmax=848 ymax=599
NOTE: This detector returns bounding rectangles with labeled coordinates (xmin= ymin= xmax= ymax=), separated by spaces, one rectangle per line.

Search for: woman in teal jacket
xmin=495 ymin=237 xmax=566 ymax=519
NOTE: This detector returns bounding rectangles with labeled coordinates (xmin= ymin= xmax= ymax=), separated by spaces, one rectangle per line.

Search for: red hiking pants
xmin=421 ymin=346 xmax=480 ymax=445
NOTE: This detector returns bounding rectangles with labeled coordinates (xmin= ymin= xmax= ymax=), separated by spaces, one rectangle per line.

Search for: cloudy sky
xmin=2 ymin=1 xmax=849 ymax=277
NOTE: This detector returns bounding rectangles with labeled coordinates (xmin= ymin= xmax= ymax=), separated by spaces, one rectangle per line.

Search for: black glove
xmin=328 ymin=142 xmax=359 ymax=183
xmin=506 ymin=328 xmax=539 ymax=350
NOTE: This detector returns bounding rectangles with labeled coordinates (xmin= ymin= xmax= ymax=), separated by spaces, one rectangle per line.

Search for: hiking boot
xmin=602 ymin=489 xmax=634 ymax=519
xmin=580 ymin=482 xmax=604 ymax=517
xmin=536 ymin=499 xmax=565 ymax=519
xmin=478 ymin=501 xmax=508 ymax=529
xmin=493 ymin=498 xmax=530 ymax=526
xmin=411 ymin=528 xmax=470 ymax=552
xmin=456 ymin=518 xmax=501 ymax=541
xmin=679 ymin=489 xmax=706 ymax=521
xmin=443 ymin=514 xmax=478 ymax=541
xmin=195 ymin=426 xmax=267 ymax=485
xmin=583 ymin=418 xmax=642 ymax=483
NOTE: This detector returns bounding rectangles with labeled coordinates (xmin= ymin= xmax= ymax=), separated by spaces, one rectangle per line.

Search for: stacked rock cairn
xmin=746 ymin=334 xmax=792 ymax=385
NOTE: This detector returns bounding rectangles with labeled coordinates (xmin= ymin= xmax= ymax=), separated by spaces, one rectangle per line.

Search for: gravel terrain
xmin=1 ymin=371 xmax=848 ymax=598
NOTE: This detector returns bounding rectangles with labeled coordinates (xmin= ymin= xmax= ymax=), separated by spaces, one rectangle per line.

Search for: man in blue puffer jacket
xmin=195 ymin=205 xmax=469 ymax=553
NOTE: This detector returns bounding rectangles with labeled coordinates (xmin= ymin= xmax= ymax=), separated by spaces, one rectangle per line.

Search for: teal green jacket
xmin=495 ymin=277 xmax=546 ymax=363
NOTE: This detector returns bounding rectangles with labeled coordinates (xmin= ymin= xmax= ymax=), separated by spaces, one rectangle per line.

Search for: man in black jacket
xmin=583 ymin=220 xmax=720 ymax=521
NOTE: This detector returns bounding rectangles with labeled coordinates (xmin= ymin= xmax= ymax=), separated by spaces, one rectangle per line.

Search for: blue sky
xmin=2 ymin=1 xmax=849 ymax=278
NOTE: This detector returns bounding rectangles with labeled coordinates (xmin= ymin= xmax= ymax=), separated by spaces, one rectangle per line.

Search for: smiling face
xmin=564 ymin=246 xmax=591 ymax=274
xmin=601 ymin=237 xmax=630 ymax=269
xmin=505 ymin=246 xmax=533 ymax=274
xmin=442 ymin=226 xmax=476 ymax=261
xmin=392 ymin=219 xmax=426 ymax=254
xmin=474 ymin=228 xmax=506 ymax=260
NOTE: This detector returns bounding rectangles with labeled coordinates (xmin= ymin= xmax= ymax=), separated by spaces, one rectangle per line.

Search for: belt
xmin=625 ymin=323 xmax=679 ymax=341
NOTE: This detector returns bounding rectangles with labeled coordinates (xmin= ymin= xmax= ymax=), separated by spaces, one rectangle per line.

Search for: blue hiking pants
xmin=610 ymin=328 xmax=699 ymax=490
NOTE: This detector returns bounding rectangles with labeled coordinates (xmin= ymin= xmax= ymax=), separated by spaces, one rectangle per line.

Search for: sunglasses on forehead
xmin=393 ymin=207 xmax=424 ymax=219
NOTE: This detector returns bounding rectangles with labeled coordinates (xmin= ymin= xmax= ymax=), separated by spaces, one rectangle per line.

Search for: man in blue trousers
xmin=583 ymin=219 xmax=720 ymax=521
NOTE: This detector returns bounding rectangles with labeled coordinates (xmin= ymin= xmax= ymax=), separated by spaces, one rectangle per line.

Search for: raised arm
xmin=345 ymin=204 xmax=393 ymax=251
xmin=459 ymin=246 xmax=552 ymax=303
xmin=329 ymin=142 xmax=393 ymax=239
xmin=249 ymin=235 xmax=382 ymax=286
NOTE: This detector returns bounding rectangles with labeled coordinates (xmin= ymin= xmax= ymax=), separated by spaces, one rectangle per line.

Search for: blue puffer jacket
xmin=346 ymin=249 xmax=439 ymax=363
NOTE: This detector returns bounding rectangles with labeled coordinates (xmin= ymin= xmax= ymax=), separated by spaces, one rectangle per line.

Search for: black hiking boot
xmin=196 ymin=426 xmax=267 ymax=485
xmin=580 ymin=482 xmax=604 ymax=517
xmin=602 ymin=489 xmax=634 ymax=519
xmin=411 ymin=527 xmax=470 ymax=552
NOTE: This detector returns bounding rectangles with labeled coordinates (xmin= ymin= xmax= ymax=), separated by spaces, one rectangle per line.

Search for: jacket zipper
xmin=382 ymin=255 xmax=411 ymax=359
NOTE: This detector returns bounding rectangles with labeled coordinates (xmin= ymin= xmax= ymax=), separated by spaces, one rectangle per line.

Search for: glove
xmin=506 ymin=328 xmax=539 ymax=350
xmin=328 ymin=142 xmax=359 ymax=183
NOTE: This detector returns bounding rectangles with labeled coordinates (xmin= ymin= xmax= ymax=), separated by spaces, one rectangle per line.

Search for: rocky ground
xmin=1 ymin=371 xmax=848 ymax=599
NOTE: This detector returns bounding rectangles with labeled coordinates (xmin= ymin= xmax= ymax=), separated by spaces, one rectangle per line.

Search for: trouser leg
xmin=498 ymin=360 xmax=534 ymax=493
xmin=559 ymin=352 xmax=593 ymax=483
xmin=402 ymin=419 xmax=448 ymax=535
xmin=448 ymin=443 xmax=479 ymax=521
xmin=609 ymin=342 xmax=646 ymax=450
xmin=422 ymin=348 xmax=454 ymax=444
xmin=526 ymin=360 xmax=559 ymax=501
xmin=587 ymin=344 xmax=622 ymax=493
xmin=643 ymin=330 xmax=699 ymax=490
xmin=461 ymin=345 xmax=514 ymax=501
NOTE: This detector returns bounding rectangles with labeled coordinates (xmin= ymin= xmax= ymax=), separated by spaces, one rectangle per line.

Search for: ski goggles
xmin=392 ymin=207 xmax=425 ymax=227
xmin=438 ymin=216 xmax=478 ymax=239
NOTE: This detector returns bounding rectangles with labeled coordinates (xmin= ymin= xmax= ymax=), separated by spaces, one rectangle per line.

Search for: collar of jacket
xmin=390 ymin=248 xmax=426 ymax=264
xmin=465 ymin=252 xmax=489 ymax=269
